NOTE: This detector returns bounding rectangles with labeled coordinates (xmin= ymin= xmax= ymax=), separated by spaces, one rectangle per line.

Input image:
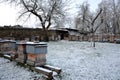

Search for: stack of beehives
xmin=26 ymin=42 xmax=47 ymax=66
xmin=16 ymin=41 xmax=47 ymax=66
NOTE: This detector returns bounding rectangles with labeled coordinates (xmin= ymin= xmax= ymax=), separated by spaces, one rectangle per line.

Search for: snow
xmin=47 ymin=41 xmax=120 ymax=80
xmin=0 ymin=41 xmax=120 ymax=80
xmin=0 ymin=58 xmax=44 ymax=80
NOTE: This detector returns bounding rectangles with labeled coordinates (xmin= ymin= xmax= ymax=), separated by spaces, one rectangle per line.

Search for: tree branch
xmin=45 ymin=1 xmax=57 ymax=29
xmin=17 ymin=11 xmax=29 ymax=21
xmin=84 ymin=18 xmax=91 ymax=23
xmin=21 ymin=0 xmax=30 ymax=11
xmin=94 ymin=22 xmax=102 ymax=33
xmin=91 ymin=8 xmax=102 ymax=26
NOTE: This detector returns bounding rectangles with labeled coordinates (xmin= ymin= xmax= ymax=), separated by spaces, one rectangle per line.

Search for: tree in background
xmin=1 ymin=0 xmax=69 ymax=41
xmin=75 ymin=1 xmax=103 ymax=47
xmin=98 ymin=0 xmax=120 ymax=35
xmin=75 ymin=1 xmax=91 ymax=33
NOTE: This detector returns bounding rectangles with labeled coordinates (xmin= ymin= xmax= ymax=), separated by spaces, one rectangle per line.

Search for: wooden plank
xmin=43 ymin=65 xmax=61 ymax=74
xmin=31 ymin=67 xmax=53 ymax=79
xmin=15 ymin=58 xmax=24 ymax=63
xmin=27 ymin=54 xmax=36 ymax=61
xmin=26 ymin=60 xmax=35 ymax=66
xmin=27 ymin=59 xmax=46 ymax=66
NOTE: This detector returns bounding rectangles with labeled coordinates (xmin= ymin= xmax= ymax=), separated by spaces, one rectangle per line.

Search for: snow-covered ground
xmin=0 ymin=41 xmax=120 ymax=80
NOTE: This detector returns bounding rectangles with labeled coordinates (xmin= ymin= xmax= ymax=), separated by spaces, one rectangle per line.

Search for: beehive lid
xmin=0 ymin=40 xmax=16 ymax=43
xmin=26 ymin=42 xmax=47 ymax=45
xmin=16 ymin=41 xmax=27 ymax=45
xmin=16 ymin=41 xmax=47 ymax=46
xmin=35 ymin=45 xmax=47 ymax=47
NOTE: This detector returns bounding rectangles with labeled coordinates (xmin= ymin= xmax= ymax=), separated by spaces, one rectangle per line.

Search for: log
xmin=31 ymin=67 xmax=53 ymax=79
xmin=43 ymin=65 xmax=62 ymax=74
xmin=4 ymin=54 xmax=12 ymax=60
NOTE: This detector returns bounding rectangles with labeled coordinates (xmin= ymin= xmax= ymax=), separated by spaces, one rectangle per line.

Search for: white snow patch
xmin=47 ymin=41 xmax=120 ymax=80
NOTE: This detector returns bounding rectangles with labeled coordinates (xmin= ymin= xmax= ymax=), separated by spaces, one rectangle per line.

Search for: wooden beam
xmin=31 ymin=67 xmax=53 ymax=79
xmin=43 ymin=65 xmax=62 ymax=74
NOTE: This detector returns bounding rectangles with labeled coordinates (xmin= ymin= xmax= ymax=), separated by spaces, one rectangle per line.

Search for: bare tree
xmin=99 ymin=0 xmax=120 ymax=35
xmin=1 ymin=0 xmax=68 ymax=41
xmin=75 ymin=1 xmax=90 ymax=32
xmin=75 ymin=1 xmax=103 ymax=47
xmin=86 ymin=8 xmax=103 ymax=47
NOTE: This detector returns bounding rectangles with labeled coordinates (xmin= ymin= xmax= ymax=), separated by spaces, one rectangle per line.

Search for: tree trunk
xmin=43 ymin=29 xmax=49 ymax=42
xmin=92 ymin=33 xmax=96 ymax=47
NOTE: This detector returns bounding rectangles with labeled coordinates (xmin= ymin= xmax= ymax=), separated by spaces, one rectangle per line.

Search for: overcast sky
xmin=0 ymin=0 xmax=102 ymax=27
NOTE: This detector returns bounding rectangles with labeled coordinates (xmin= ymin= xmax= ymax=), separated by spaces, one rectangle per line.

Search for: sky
xmin=0 ymin=0 xmax=102 ymax=28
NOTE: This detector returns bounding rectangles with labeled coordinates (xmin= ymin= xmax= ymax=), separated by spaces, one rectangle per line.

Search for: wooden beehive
xmin=0 ymin=40 xmax=16 ymax=55
xmin=16 ymin=41 xmax=27 ymax=63
xmin=26 ymin=42 xmax=47 ymax=66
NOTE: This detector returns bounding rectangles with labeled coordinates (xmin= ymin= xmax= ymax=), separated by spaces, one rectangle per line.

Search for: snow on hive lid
xmin=0 ymin=40 xmax=16 ymax=43
xmin=27 ymin=41 xmax=46 ymax=44
xmin=16 ymin=41 xmax=47 ymax=45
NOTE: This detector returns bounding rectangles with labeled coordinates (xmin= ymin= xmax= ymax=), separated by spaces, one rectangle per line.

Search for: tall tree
xmin=85 ymin=8 xmax=103 ymax=47
xmin=75 ymin=1 xmax=103 ymax=47
xmin=98 ymin=0 xmax=120 ymax=35
xmin=75 ymin=1 xmax=90 ymax=33
xmin=1 ymin=0 xmax=68 ymax=41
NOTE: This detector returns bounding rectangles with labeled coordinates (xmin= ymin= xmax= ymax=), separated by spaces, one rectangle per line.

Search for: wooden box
xmin=16 ymin=41 xmax=27 ymax=63
xmin=26 ymin=42 xmax=47 ymax=66
xmin=0 ymin=40 xmax=16 ymax=55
